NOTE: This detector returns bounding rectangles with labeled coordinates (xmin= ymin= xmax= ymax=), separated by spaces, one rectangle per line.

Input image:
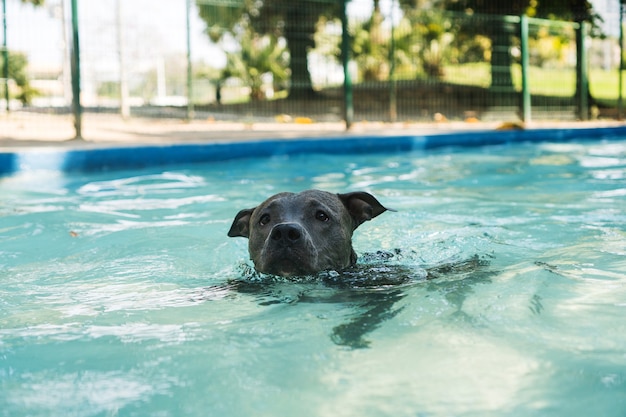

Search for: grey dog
xmin=228 ymin=190 xmax=392 ymax=276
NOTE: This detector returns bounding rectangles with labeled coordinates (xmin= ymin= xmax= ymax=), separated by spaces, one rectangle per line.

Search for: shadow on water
xmin=423 ymin=254 xmax=497 ymax=323
xmin=216 ymin=251 xmax=497 ymax=349
xmin=328 ymin=289 xmax=406 ymax=349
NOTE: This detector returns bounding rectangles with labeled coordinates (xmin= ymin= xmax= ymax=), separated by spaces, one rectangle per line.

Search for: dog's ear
xmin=338 ymin=192 xmax=393 ymax=230
xmin=227 ymin=208 xmax=256 ymax=238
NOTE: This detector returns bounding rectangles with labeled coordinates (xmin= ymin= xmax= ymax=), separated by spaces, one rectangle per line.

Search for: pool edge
xmin=2 ymin=126 xmax=626 ymax=175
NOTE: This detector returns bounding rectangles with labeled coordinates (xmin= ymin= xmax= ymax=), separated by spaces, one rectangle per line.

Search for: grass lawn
xmin=441 ymin=62 xmax=626 ymax=104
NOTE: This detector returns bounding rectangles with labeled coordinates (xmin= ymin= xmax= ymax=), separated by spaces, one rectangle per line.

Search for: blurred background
xmin=2 ymin=0 xmax=626 ymax=139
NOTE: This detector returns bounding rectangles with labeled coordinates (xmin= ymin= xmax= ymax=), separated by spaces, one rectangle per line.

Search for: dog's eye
xmin=315 ymin=210 xmax=329 ymax=222
xmin=259 ymin=214 xmax=271 ymax=226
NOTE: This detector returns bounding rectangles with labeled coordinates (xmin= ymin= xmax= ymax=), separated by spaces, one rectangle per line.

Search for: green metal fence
xmin=1 ymin=0 xmax=625 ymax=140
xmin=190 ymin=1 xmax=607 ymax=125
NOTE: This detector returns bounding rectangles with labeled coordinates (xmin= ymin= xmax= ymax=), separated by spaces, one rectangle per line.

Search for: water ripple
xmin=5 ymin=369 xmax=179 ymax=415
xmin=78 ymin=172 xmax=206 ymax=197
xmin=78 ymin=195 xmax=224 ymax=217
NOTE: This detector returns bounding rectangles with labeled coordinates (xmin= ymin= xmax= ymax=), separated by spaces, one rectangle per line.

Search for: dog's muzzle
xmin=259 ymin=223 xmax=318 ymax=276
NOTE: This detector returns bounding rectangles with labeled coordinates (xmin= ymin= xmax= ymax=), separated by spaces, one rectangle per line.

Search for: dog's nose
xmin=270 ymin=223 xmax=302 ymax=244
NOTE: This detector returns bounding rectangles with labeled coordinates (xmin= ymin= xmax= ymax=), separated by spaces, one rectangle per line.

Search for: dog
xmin=227 ymin=190 xmax=392 ymax=277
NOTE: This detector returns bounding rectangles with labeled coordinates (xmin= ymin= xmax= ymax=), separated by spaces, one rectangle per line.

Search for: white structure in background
xmin=150 ymin=57 xmax=187 ymax=106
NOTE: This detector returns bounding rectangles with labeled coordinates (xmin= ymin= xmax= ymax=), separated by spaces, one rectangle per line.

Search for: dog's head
xmin=228 ymin=190 xmax=391 ymax=277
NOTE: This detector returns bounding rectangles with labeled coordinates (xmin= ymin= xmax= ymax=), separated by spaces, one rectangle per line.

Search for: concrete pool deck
xmin=2 ymin=113 xmax=626 ymax=175
xmin=2 ymin=113 xmax=626 ymax=149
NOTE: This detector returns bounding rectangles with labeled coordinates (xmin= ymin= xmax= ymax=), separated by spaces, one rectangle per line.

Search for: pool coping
xmin=2 ymin=125 xmax=626 ymax=175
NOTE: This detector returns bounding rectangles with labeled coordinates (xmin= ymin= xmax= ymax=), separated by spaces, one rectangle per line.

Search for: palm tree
xmin=350 ymin=1 xmax=390 ymax=82
xmin=222 ymin=27 xmax=289 ymax=100
xmin=197 ymin=0 xmax=339 ymax=99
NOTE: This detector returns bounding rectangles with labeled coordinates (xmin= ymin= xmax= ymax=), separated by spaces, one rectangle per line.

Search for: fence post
xmin=619 ymin=2 xmax=624 ymax=120
xmin=576 ymin=20 xmax=589 ymax=121
xmin=117 ymin=0 xmax=130 ymax=119
xmin=341 ymin=0 xmax=353 ymax=129
xmin=520 ymin=15 xmax=531 ymax=123
xmin=2 ymin=0 xmax=8 ymax=113
xmin=388 ymin=0 xmax=397 ymax=123
xmin=70 ymin=0 xmax=82 ymax=139
xmin=186 ymin=0 xmax=194 ymax=121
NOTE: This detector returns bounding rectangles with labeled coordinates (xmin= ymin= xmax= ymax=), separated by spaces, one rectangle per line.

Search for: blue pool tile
xmin=2 ymin=126 xmax=626 ymax=175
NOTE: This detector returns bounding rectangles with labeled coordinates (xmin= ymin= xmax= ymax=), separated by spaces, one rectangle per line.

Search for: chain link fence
xmin=1 ymin=0 xmax=625 ymax=140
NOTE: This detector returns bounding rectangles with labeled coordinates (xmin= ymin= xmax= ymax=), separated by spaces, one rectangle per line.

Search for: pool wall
xmin=0 ymin=153 xmax=16 ymax=176
xmin=2 ymin=126 xmax=626 ymax=175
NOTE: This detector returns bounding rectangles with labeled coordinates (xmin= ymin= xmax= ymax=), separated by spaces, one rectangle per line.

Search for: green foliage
xmin=97 ymin=81 xmax=119 ymax=98
xmin=223 ymin=26 xmax=289 ymax=100
xmin=441 ymin=0 xmax=598 ymax=27
xmin=443 ymin=0 xmax=531 ymax=16
xmin=403 ymin=9 xmax=455 ymax=78
xmin=196 ymin=0 xmax=339 ymax=98
xmin=196 ymin=0 xmax=248 ymax=43
xmin=195 ymin=0 xmax=600 ymax=101
xmin=0 ymin=51 xmax=37 ymax=104
xmin=437 ymin=0 xmax=598 ymax=90
xmin=349 ymin=8 xmax=480 ymax=82
xmin=529 ymin=25 xmax=573 ymax=67
xmin=350 ymin=4 xmax=390 ymax=81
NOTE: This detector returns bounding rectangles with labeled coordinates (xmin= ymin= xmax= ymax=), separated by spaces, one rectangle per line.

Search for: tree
xmin=223 ymin=26 xmax=289 ymax=100
xmin=443 ymin=0 xmax=531 ymax=89
xmin=402 ymin=8 xmax=454 ymax=78
xmin=337 ymin=0 xmax=451 ymax=82
xmin=197 ymin=0 xmax=339 ymax=99
xmin=0 ymin=51 xmax=36 ymax=104
xmin=533 ymin=0 xmax=600 ymax=107
xmin=532 ymin=0 xmax=598 ymax=24
xmin=349 ymin=1 xmax=390 ymax=81
xmin=441 ymin=0 xmax=597 ymax=91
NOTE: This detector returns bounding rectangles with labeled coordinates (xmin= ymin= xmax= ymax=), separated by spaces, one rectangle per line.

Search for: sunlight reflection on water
xmin=1 ymin=140 xmax=626 ymax=417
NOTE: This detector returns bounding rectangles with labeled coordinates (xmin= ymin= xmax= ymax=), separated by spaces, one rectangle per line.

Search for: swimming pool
xmin=1 ymin=130 xmax=626 ymax=416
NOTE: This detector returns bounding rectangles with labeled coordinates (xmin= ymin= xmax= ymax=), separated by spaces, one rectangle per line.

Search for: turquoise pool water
xmin=1 ymin=139 xmax=626 ymax=416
